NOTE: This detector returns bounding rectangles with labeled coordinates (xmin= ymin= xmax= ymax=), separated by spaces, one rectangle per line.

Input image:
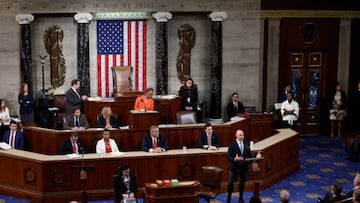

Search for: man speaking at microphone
xmin=60 ymin=132 xmax=85 ymax=155
xmin=226 ymin=129 xmax=253 ymax=203
xmin=141 ymin=125 xmax=168 ymax=153
xmin=134 ymin=88 xmax=154 ymax=111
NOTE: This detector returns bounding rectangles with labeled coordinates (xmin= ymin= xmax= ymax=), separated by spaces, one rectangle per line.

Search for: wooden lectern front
xmin=144 ymin=180 xmax=200 ymax=203
xmin=129 ymin=110 xmax=159 ymax=129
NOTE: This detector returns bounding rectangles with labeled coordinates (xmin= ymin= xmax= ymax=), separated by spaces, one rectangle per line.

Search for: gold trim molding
xmin=261 ymin=10 xmax=360 ymax=18
xmin=94 ymin=12 xmax=152 ymax=20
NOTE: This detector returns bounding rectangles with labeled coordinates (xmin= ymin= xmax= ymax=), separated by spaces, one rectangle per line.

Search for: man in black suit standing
xmin=65 ymin=79 xmax=88 ymax=115
xmin=198 ymin=122 xmax=220 ymax=150
xmin=59 ymin=132 xmax=85 ymax=154
xmin=141 ymin=125 xmax=169 ymax=153
xmin=63 ymin=107 xmax=89 ymax=130
xmin=227 ymin=129 xmax=253 ymax=203
xmin=227 ymin=92 xmax=245 ymax=120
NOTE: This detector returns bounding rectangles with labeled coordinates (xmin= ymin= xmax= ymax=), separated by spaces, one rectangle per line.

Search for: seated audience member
xmin=63 ymin=107 xmax=89 ymax=130
xmin=317 ymin=184 xmax=343 ymax=203
xmin=96 ymin=129 xmax=120 ymax=153
xmin=281 ymin=92 xmax=299 ymax=129
xmin=134 ymin=88 xmax=154 ymax=111
xmin=60 ymin=132 xmax=85 ymax=155
xmin=346 ymin=136 xmax=360 ymax=162
xmin=342 ymin=173 xmax=360 ymax=199
xmin=249 ymin=196 xmax=262 ymax=203
xmin=354 ymin=188 xmax=360 ymax=203
xmin=96 ymin=106 xmax=120 ymax=128
xmin=114 ymin=163 xmax=138 ymax=203
xmin=2 ymin=120 xmax=24 ymax=150
xmin=227 ymin=92 xmax=245 ymax=120
xmin=198 ymin=122 xmax=220 ymax=150
xmin=278 ymin=84 xmax=292 ymax=103
xmin=141 ymin=125 xmax=168 ymax=153
xmin=280 ymin=189 xmax=290 ymax=203
xmin=0 ymin=99 xmax=10 ymax=139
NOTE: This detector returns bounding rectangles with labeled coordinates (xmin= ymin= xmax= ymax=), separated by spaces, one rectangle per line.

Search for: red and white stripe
xmin=97 ymin=20 xmax=147 ymax=97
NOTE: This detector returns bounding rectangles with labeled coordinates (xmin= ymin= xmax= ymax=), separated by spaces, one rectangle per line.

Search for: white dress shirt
xmin=0 ymin=107 xmax=10 ymax=126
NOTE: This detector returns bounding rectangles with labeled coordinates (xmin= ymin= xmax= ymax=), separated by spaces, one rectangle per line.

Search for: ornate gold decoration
xmin=262 ymin=10 xmax=360 ymax=19
xmin=44 ymin=25 xmax=66 ymax=89
xmin=24 ymin=168 xmax=37 ymax=185
xmin=176 ymin=24 xmax=196 ymax=83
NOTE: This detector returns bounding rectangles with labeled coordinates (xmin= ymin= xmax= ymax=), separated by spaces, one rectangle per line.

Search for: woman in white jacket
xmin=96 ymin=129 xmax=120 ymax=153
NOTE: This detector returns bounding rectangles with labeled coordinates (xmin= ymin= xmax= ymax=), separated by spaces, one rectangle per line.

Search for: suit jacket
xmin=227 ymin=101 xmax=245 ymax=119
xmin=59 ymin=139 xmax=85 ymax=155
xmin=227 ymin=140 xmax=253 ymax=173
xmin=198 ymin=132 xmax=220 ymax=148
xmin=342 ymin=186 xmax=360 ymax=199
xmin=141 ymin=134 xmax=169 ymax=152
xmin=63 ymin=114 xmax=89 ymax=130
xmin=96 ymin=138 xmax=120 ymax=153
xmin=3 ymin=130 xmax=24 ymax=150
xmin=65 ymin=88 xmax=83 ymax=115
xmin=178 ymin=86 xmax=198 ymax=111
xmin=114 ymin=173 xmax=138 ymax=203
xmin=96 ymin=114 xmax=120 ymax=128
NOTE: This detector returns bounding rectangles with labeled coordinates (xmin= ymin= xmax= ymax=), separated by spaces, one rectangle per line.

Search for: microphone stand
xmin=79 ymin=147 xmax=87 ymax=203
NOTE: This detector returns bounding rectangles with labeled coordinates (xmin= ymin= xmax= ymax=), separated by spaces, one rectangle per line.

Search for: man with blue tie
xmin=63 ymin=107 xmax=89 ymax=130
xmin=227 ymin=129 xmax=253 ymax=203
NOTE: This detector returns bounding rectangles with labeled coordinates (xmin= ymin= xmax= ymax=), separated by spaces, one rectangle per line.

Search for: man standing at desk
xmin=2 ymin=120 xmax=24 ymax=150
xmin=65 ymin=79 xmax=88 ymax=115
xmin=198 ymin=122 xmax=220 ymax=150
xmin=227 ymin=129 xmax=253 ymax=203
xmin=141 ymin=125 xmax=168 ymax=153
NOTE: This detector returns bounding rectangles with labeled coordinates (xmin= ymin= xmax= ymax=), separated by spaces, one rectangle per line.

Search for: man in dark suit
xmin=65 ymin=79 xmax=88 ymax=115
xmin=198 ymin=122 xmax=220 ymax=150
xmin=227 ymin=129 xmax=253 ymax=203
xmin=141 ymin=125 xmax=168 ymax=153
xmin=59 ymin=132 xmax=85 ymax=154
xmin=63 ymin=107 xmax=89 ymax=130
xmin=278 ymin=84 xmax=292 ymax=103
xmin=342 ymin=173 xmax=360 ymax=200
xmin=2 ymin=120 xmax=24 ymax=150
xmin=114 ymin=163 xmax=138 ymax=203
xmin=227 ymin=92 xmax=245 ymax=120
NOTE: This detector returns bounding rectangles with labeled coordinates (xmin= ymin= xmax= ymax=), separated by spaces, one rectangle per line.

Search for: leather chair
xmin=111 ymin=66 xmax=133 ymax=96
xmin=50 ymin=94 xmax=67 ymax=129
xmin=176 ymin=111 xmax=197 ymax=124
xmin=199 ymin=166 xmax=223 ymax=203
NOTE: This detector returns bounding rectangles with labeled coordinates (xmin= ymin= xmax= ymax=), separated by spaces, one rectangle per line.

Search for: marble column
xmin=153 ymin=12 xmax=172 ymax=95
xmin=74 ymin=13 xmax=93 ymax=96
xmin=209 ymin=11 xmax=227 ymax=120
xmin=16 ymin=14 xmax=34 ymax=93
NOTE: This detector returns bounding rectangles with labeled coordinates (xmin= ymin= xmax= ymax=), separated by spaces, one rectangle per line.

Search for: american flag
xmin=97 ymin=20 xmax=147 ymax=97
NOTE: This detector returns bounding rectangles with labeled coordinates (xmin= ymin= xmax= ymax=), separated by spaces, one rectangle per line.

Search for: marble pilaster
xmin=16 ymin=14 xmax=34 ymax=92
xmin=153 ymin=12 xmax=172 ymax=95
xmin=209 ymin=11 xmax=227 ymax=120
xmin=74 ymin=13 xmax=93 ymax=96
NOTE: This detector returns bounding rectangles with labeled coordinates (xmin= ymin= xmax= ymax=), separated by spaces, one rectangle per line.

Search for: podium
xmin=129 ymin=110 xmax=159 ymax=129
xmin=144 ymin=180 xmax=200 ymax=203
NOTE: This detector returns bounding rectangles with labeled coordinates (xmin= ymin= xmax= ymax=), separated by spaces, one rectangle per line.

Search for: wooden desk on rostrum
xmin=144 ymin=180 xmax=200 ymax=203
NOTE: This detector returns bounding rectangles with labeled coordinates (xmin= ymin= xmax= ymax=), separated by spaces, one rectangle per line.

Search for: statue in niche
xmin=44 ymin=25 xmax=66 ymax=89
xmin=176 ymin=24 xmax=196 ymax=82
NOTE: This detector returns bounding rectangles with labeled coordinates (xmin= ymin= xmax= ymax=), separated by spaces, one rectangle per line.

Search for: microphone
xmin=140 ymin=99 xmax=146 ymax=112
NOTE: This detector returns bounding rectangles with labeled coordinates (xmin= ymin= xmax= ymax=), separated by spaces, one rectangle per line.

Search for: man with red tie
xmin=141 ymin=125 xmax=168 ymax=153
xmin=59 ymin=132 xmax=85 ymax=155
xmin=2 ymin=120 xmax=24 ymax=150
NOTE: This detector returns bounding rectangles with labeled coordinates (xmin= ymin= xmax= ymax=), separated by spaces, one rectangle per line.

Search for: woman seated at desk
xmin=96 ymin=106 xmax=120 ymax=128
xmin=96 ymin=129 xmax=120 ymax=153
xmin=134 ymin=88 xmax=154 ymax=111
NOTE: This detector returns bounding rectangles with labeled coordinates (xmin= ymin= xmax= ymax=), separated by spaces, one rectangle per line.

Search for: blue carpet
xmin=1 ymin=136 xmax=359 ymax=203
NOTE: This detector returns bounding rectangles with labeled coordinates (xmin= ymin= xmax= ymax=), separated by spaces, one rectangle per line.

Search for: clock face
xmin=300 ymin=23 xmax=318 ymax=44
xmin=25 ymin=168 xmax=37 ymax=184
